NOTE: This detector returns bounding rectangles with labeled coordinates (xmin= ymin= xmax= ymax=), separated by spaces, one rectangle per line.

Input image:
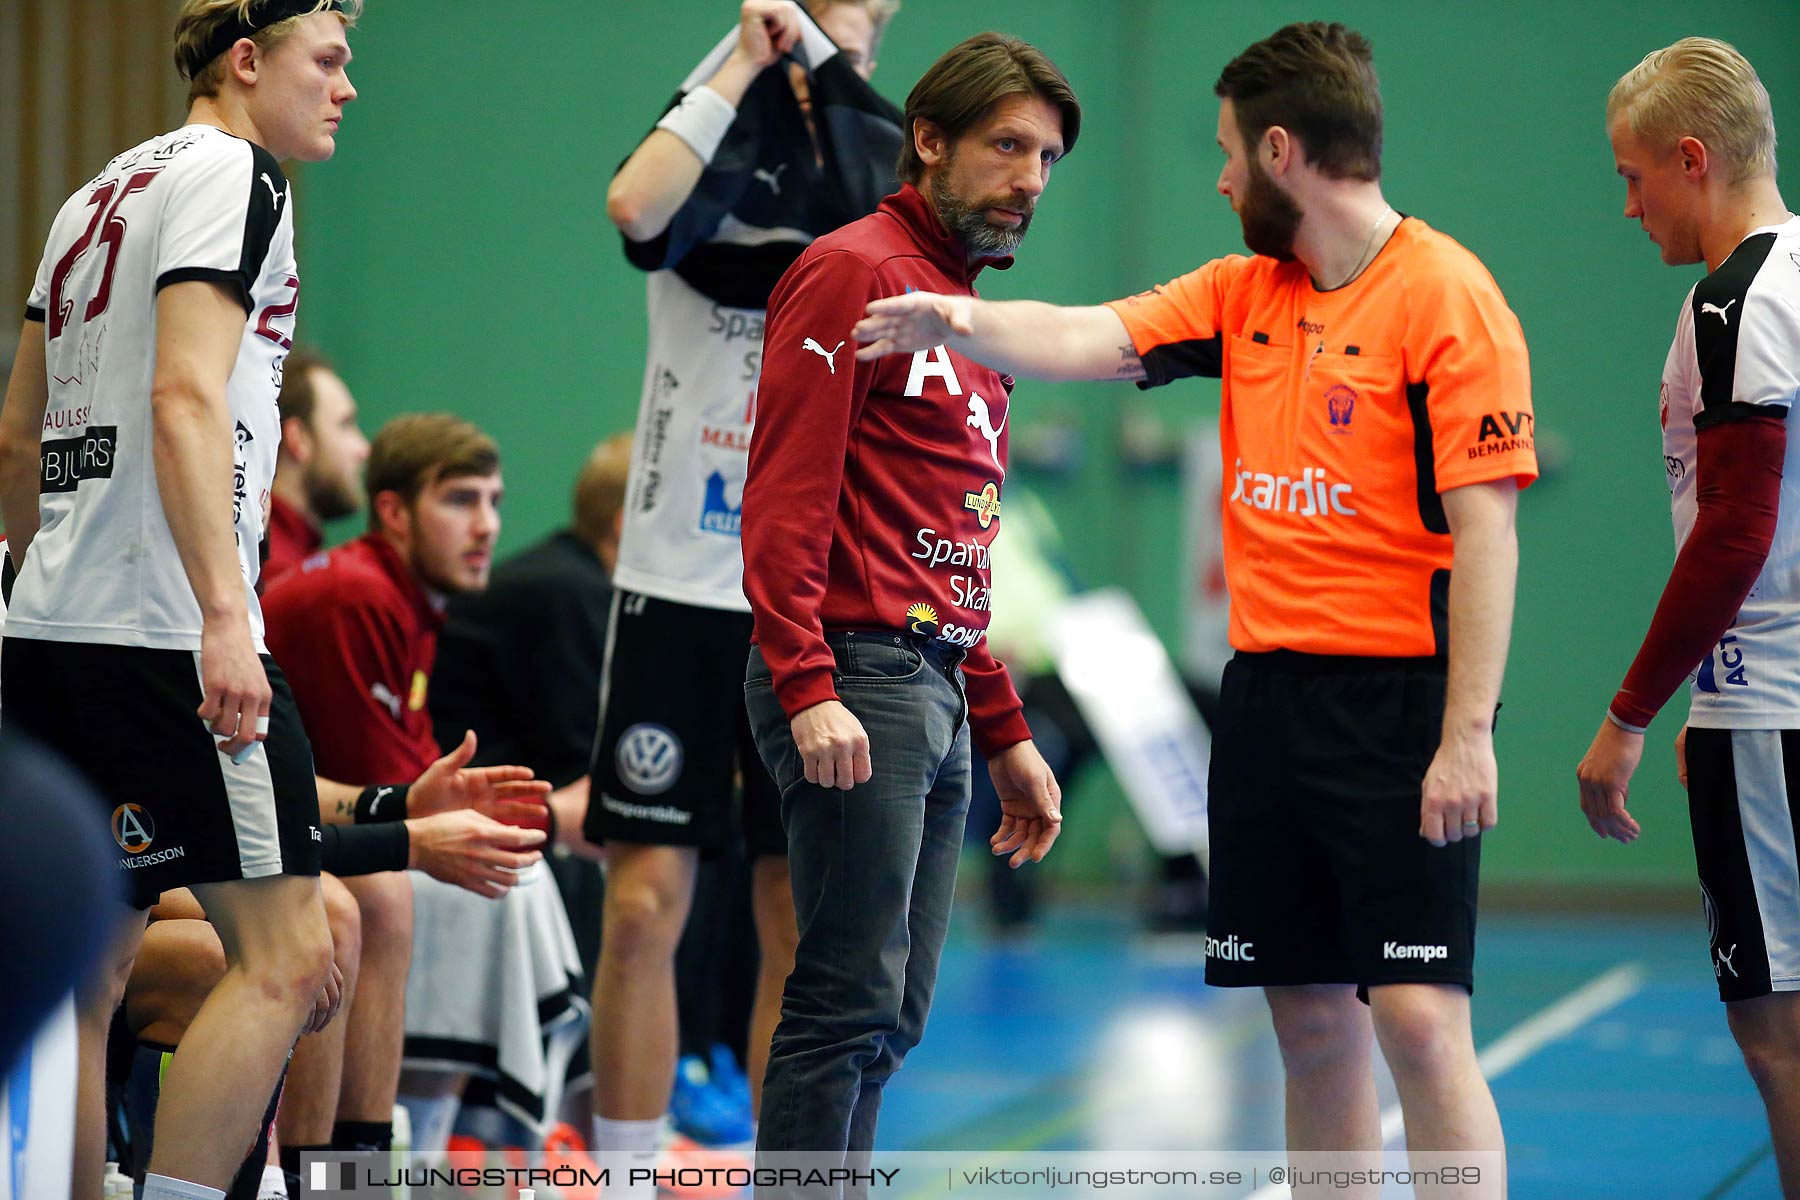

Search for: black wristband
xmin=318 ymin=822 xmax=409 ymax=877
xmin=354 ymin=783 xmax=409 ymax=824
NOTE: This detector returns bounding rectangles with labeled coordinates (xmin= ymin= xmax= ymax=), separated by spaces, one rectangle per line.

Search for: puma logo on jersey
xmin=371 ymin=681 xmax=402 ymax=720
xmin=1701 ymin=299 xmax=1737 ymax=323
xmin=967 ymin=393 xmax=1008 ymax=479
xmin=753 ymin=164 xmax=787 ymax=195
xmin=260 ymin=172 xmax=283 ymax=208
xmin=803 ymin=337 xmax=845 ymax=374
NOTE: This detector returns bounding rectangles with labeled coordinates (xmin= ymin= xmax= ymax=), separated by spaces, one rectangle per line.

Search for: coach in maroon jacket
xmin=741 ymin=34 xmax=1078 ymax=1168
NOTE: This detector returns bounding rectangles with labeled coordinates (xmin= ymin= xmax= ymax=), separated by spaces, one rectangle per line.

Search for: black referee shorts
xmin=1 ymin=637 xmax=321 ymax=909
xmin=1205 ymin=651 xmax=1480 ymax=994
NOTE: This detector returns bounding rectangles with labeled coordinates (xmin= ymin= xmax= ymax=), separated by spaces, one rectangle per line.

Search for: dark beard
xmin=928 ymin=171 xmax=1032 ymax=259
xmin=1238 ymin=156 xmax=1302 ymax=261
xmin=304 ymin=471 xmax=361 ymax=523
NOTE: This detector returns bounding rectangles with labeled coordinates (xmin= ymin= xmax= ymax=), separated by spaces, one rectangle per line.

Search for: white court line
xmin=1245 ymin=962 xmax=1648 ymax=1199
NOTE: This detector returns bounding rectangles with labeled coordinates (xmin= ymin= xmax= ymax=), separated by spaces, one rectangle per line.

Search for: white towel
xmin=401 ymin=861 xmax=588 ymax=1135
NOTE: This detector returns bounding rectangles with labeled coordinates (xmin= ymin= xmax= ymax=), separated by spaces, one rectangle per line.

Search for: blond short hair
xmin=571 ymin=433 xmax=633 ymax=548
xmin=174 ymin=0 xmax=362 ymax=102
xmin=1608 ymin=37 xmax=1777 ymax=184
xmin=812 ymin=0 xmax=900 ymax=41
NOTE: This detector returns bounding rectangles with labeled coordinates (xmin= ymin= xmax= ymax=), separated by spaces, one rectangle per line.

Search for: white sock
xmin=397 ymin=1091 xmax=462 ymax=1159
xmin=142 ymin=1173 xmax=227 ymax=1200
xmin=257 ymin=1163 xmax=289 ymax=1200
xmin=591 ymin=1115 xmax=665 ymax=1200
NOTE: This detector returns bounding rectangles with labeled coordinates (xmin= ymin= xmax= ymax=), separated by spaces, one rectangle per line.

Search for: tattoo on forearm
xmin=334 ymin=797 xmax=352 ymax=818
xmin=1115 ymin=344 xmax=1147 ymax=380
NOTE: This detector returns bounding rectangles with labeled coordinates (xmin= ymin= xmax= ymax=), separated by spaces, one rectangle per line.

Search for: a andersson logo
xmin=1383 ymin=942 xmax=1448 ymax=962
xmin=1206 ymin=933 xmax=1255 ymax=962
xmin=40 ymin=426 xmax=118 ymax=493
xmin=1230 ymin=459 xmax=1356 ymax=516
xmin=112 ymin=804 xmax=155 ymax=853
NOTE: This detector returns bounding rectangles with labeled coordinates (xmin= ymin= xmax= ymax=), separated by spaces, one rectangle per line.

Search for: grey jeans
xmin=745 ymin=631 xmax=971 ymax=1192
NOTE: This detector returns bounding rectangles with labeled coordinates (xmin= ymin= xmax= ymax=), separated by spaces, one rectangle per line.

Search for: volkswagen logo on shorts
xmin=112 ymin=803 xmax=155 ymax=853
xmin=616 ymin=724 xmax=683 ymax=795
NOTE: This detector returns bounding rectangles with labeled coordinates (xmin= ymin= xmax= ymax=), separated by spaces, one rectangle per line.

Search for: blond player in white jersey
xmin=1578 ymin=37 xmax=1800 ymax=1197
xmin=0 ymin=4 xmax=359 ymax=1197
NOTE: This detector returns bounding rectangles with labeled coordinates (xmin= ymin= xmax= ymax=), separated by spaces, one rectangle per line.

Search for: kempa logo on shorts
xmin=112 ymin=803 xmax=155 ymax=853
xmin=1205 ymin=933 xmax=1256 ymax=962
xmin=1382 ymin=942 xmax=1448 ymax=962
xmin=616 ymin=723 xmax=683 ymax=795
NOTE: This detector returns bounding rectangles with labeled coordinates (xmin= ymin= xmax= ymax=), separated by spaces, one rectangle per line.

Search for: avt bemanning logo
xmin=1205 ymin=933 xmax=1256 ymax=962
xmin=1382 ymin=942 xmax=1448 ymax=962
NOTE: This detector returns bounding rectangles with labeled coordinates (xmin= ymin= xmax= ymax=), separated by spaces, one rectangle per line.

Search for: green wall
xmin=297 ymin=1 xmax=1800 ymax=894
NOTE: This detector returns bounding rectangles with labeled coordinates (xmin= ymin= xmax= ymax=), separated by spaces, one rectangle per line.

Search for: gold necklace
xmin=1319 ymin=206 xmax=1393 ymax=291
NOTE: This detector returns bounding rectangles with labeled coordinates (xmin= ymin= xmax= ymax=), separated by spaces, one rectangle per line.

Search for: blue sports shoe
xmin=707 ymin=1044 xmax=753 ymax=1117
xmin=668 ymin=1054 xmax=753 ymax=1147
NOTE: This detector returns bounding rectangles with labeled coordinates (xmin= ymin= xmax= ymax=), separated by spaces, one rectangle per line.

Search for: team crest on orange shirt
xmin=1325 ymin=384 xmax=1357 ymax=433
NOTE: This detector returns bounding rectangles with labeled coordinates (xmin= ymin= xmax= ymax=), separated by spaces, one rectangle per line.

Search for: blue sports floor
xmin=873 ymin=905 xmax=1774 ymax=1200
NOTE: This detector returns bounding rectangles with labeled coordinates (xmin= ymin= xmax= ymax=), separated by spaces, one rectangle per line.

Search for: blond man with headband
xmin=0 ymin=2 xmax=359 ymax=1198
xmin=1579 ymin=36 xmax=1799 ymax=1195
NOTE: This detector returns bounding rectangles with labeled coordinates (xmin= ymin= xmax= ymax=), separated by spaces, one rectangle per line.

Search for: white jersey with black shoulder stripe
xmin=1661 ymin=215 xmax=1800 ymax=726
xmin=11 ymin=125 xmax=297 ymax=653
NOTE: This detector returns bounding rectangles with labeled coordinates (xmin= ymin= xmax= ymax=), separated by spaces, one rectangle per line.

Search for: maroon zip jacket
xmin=263 ymin=533 xmax=446 ymax=784
xmin=743 ymin=184 xmax=1032 ymax=759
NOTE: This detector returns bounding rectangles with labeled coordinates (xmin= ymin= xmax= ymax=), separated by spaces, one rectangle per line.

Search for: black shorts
xmin=1 ymin=637 xmax=322 ymax=909
xmin=1684 ymin=727 xmax=1800 ymax=1003
xmin=585 ymin=591 xmax=784 ymax=858
xmin=1205 ymin=651 xmax=1478 ymax=993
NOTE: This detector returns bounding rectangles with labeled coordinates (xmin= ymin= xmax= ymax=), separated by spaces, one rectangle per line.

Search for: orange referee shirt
xmin=1107 ymin=217 xmax=1536 ymax=658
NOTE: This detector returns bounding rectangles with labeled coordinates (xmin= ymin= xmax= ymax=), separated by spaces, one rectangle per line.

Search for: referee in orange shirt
xmin=853 ymin=21 xmax=1534 ymax=1180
